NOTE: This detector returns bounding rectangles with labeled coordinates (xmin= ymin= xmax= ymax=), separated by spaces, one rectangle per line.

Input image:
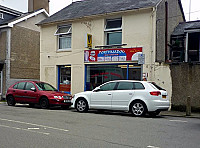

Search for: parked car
xmin=71 ymin=80 xmax=170 ymax=116
xmin=6 ymin=80 xmax=72 ymax=109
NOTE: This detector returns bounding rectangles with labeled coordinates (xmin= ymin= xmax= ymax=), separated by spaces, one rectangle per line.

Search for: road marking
xmin=0 ymin=118 xmax=69 ymax=132
xmin=147 ymin=146 xmax=160 ymax=148
xmin=27 ymin=128 xmax=40 ymax=130
xmin=169 ymin=120 xmax=188 ymax=123
xmin=0 ymin=124 xmax=50 ymax=135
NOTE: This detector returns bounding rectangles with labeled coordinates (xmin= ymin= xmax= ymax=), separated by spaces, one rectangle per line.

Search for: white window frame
xmin=55 ymin=25 xmax=72 ymax=51
xmin=0 ymin=13 xmax=4 ymax=19
xmin=104 ymin=18 xmax=122 ymax=45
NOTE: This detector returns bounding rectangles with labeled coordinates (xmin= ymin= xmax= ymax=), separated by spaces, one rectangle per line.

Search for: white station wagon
xmin=71 ymin=80 xmax=170 ymax=116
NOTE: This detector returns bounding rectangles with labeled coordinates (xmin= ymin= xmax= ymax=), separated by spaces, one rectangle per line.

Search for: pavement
xmin=0 ymin=101 xmax=200 ymax=118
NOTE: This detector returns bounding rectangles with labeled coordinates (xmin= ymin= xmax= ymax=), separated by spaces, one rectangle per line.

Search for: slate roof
xmin=0 ymin=5 xmax=22 ymax=16
xmin=172 ymin=20 xmax=200 ymax=36
xmin=38 ymin=0 xmax=161 ymax=25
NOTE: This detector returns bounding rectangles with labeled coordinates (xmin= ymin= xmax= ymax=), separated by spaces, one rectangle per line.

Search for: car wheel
xmin=7 ymin=96 xmax=16 ymax=106
xmin=130 ymin=101 xmax=147 ymax=117
xmin=75 ymin=98 xmax=88 ymax=112
xmin=40 ymin=98 xmax=49 ymax=109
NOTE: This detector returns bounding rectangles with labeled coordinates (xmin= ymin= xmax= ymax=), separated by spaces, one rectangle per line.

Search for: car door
xmin=13 ymin=82 xmax=26 ymax=102
xmin=90 ymin=82 xmax=117 ymax=109
xmin=112 ymin=81 xmax=134 ymax=110
xmin=24 ymin=82 xmax=38 ymax=103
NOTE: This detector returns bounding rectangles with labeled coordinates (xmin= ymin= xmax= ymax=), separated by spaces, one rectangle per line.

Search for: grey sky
xmin=0 ymin=0 xmax=200 ymax=21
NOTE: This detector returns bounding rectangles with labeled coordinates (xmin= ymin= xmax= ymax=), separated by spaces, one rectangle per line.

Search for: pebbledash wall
xmin=40 ymin=7 xmax=173 ymax=100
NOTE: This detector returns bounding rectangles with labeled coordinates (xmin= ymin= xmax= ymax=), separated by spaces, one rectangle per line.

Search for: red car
xmin=6 ymin=80 xmax=72 ymax=109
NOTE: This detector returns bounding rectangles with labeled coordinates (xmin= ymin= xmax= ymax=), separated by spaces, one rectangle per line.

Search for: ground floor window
xmin=58 ymin=65 xmax=71 ymax=94
xmin=85 ymin=64 xmax=141 ymax=91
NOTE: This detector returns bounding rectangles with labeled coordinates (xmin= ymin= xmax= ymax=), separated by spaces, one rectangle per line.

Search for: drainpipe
xmin=0 ymin=71 xmax=2 ymax=99
xmin=185 ymin=33 xmax=189 ymax=62
xmin=199 ymin=34 xmax=200 ymax=62
xmin=165 ymin=1 xmax=168 ymax=62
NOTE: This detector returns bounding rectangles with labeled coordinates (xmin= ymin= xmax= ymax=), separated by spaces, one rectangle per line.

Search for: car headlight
xmin=54 ymin=96 xmax=62 ymax=99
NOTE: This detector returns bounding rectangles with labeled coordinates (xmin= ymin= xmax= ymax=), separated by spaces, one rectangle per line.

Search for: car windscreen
xmin=149 ymin=82 xmax=166 ymax=90
xmin=36 ymin=82 xmax=57 ymax=91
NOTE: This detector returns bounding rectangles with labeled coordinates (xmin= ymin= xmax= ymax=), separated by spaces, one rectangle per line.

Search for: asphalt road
xmin=0 ymin=103 xmax=199 ymax=148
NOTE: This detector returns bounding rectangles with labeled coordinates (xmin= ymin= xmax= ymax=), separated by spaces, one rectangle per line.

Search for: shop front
xmin=84 ymin=47 xmax=143 ymax=91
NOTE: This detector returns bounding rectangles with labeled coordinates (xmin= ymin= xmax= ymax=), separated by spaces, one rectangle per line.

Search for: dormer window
xmin=0 ymin=13 xmax=4 ymax=19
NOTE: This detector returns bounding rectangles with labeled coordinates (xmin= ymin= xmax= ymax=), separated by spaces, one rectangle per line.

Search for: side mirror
xmin=30 ymin=87 xmax=36 ymax=92
xmin=93 ymin=87 xmax=100 ymax=92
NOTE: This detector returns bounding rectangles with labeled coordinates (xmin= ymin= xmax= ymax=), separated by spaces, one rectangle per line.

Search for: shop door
xmin=59 ymin=66 xmax=71 ymax=94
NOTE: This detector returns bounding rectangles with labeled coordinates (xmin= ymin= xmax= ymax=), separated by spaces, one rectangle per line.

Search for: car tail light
xmin=150 ymin=91 xmax=161 ymax=96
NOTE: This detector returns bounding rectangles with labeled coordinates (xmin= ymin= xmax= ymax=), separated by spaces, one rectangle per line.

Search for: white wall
xmin=40 ymin=8 xmax=172 ymax=99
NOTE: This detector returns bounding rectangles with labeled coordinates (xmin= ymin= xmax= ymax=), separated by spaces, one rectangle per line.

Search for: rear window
xmin=149 ymin=82 xmax=165 ymax=90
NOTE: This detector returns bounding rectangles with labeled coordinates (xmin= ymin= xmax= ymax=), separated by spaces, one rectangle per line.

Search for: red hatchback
xmin=6 ymin=80 xmax=72 ymax=109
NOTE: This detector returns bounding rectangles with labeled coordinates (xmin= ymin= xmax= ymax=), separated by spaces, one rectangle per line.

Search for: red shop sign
xmin=84 ymin=47 xmax=142 ymax=62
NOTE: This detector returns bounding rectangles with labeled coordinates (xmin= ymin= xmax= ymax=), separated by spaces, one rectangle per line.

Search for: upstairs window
xmin=55 ymin=25 xmax=72 ymax=50
xmin=0 ymin=13 xmax=3 ymax=19
xmin=105 ymin=18 xmax=122 ymax=45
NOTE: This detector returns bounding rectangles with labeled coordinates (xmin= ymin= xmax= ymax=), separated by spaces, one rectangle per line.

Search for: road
xmin=0 ymin=103 xmax=199 ymax=148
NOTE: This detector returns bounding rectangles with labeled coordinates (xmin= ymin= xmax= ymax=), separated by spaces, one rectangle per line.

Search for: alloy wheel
xmin=131 ymin=102 xmax=145 ymax=116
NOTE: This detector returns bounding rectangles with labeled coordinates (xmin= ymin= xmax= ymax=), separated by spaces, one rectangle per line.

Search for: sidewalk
xmin=161 ymin=110 xmax=200 ymax=119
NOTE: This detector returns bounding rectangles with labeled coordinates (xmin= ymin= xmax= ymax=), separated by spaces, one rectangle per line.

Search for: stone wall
xmin=156 ymin=0 xmax=184 ymax=62
xmin=170 ymin=63 xmax=200 ymax=110
xmin=10 ymin=25 xmax=40 ymax=80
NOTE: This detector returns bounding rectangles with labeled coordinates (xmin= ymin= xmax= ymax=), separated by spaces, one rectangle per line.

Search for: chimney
xmin=28 ymin=0 xmax=49 ymax=13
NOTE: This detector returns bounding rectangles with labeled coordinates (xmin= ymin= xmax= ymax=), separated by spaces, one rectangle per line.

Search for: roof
xmin=0 ymin=8 xmax=49 ymax=28
xmin=172 ymin=20 xmax=200 ymax=36
xmin=38 ymin=0 xmax=161 ymax=25
xmin=0 ymin=5 xmax=23 ymax=16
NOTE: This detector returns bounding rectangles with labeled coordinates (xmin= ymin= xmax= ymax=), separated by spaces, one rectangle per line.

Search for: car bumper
xmin=49 ymin=99 xmax=72 ymax=106
xmin=146 ymin=100 xmax=170 ymax=112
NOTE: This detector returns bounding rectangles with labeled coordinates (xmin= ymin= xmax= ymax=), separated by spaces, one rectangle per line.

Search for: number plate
xmin=64 ymin=100 xmax=71 ymax=103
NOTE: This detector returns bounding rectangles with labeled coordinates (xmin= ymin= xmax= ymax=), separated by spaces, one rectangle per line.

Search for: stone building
xmin=0 ymin=1 xmax=49 ymax=99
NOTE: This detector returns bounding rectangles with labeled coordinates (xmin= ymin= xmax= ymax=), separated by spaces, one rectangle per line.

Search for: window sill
xmin=57 ymin=49 xmax=72 ymax=52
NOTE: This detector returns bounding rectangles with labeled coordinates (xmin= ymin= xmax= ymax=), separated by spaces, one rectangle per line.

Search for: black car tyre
xmin=130 ymin=101 xmax=147 ymax=117
xmin=7 ymin=96 xmax=16 ymax=106
xmin=149 ymin=110 xmax=161 ymax=117
xmin=40 ymin=97 xmax=49 ymax=109
xmin=75 ymin=98 xmax=88 ymax=112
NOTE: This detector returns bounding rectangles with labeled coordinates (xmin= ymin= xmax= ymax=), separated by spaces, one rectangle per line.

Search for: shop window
xmin=188 ymin=32 xmax=200 ymax=62
xmin=59 ymin=66 xmax=71 ymax=94
xmin=85 ymin=64 xmax=141 ymax=91
xmin=55 ymin=25 xmax=72 ymax=50
xmin=105 ymin=18 xmax=122 ymax=45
